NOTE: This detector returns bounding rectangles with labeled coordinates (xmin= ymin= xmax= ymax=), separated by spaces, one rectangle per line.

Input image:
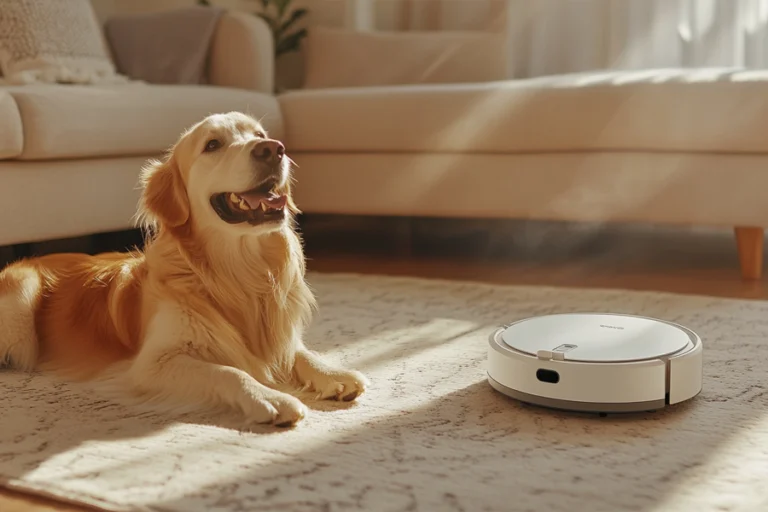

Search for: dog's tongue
xmin=241 ymin=192 xmax=287 ymax=210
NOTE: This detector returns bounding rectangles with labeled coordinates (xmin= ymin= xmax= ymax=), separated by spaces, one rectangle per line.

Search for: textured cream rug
xmin=1 ymin=272 xmax=767 ymax=512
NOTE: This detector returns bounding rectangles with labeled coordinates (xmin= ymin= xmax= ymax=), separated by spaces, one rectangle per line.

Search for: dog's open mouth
xmin=210 ymin=179 xmax=287 ymax=225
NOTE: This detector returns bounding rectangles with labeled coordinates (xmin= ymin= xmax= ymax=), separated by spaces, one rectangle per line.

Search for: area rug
xmin=1 ymin=272 xmax=767 ymax=512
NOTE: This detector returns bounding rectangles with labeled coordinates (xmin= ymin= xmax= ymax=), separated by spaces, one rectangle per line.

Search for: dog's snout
xmin=252 ymin=140 xmax=285 ymax=165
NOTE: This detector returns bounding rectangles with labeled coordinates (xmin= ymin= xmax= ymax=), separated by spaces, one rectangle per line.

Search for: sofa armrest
xmin=209 ymin=12 xmax=274 ymax=94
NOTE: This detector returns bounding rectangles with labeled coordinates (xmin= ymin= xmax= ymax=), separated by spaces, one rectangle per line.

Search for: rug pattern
xmin=1 ymin=273 xmax=767 ymax=511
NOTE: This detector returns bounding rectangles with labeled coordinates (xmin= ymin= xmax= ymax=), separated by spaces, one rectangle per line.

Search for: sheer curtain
xmin=344 ymin=0 xmax=768 ymax=78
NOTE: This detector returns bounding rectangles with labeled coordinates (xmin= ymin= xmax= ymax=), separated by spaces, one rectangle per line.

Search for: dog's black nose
xmin=252 ymin=140 xmax=285 ymax=165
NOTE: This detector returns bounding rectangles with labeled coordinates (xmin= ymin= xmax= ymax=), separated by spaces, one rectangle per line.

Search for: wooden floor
xmin=1 ymin=215 xmax=766 ymax=511
xmin=301 ymin=215 xmax=768 ymax=299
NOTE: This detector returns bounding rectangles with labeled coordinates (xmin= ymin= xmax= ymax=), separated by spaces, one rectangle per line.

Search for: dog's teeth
xmin=229 ymin=193 xmax=239 ymax=203
xmin=261 ymin=202 xmax=268 ymax=212
xmin=238 ymin=199 xmax=249 ymax=211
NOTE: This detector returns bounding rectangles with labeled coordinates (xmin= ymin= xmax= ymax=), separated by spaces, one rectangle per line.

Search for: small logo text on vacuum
xmin=600 ymin=324 xmax=624 ymax=330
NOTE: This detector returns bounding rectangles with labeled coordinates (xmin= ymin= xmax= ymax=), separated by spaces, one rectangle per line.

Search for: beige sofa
xmin=281 ymin=69 xmax=768 ymax=280
xmin=1 ymin=13 xmax=766 ymax=280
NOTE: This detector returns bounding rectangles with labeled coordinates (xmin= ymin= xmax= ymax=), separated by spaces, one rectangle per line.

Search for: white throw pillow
xmin=0 ymin=0 xmax=128 ymax=85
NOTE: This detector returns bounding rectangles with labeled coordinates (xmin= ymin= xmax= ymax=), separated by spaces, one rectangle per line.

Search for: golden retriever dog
xmin=0 ymin=111 xmax=368 ymax=428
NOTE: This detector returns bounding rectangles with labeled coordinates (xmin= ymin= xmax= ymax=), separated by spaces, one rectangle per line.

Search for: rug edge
xmin=0 ymin=477 xmax=142 ymax=512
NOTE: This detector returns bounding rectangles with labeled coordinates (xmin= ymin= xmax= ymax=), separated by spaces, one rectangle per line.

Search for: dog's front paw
xmin=304 ymin=368 xmax=370 ymax=402
xmin=241 ymin=391 xmax=307 ymax=428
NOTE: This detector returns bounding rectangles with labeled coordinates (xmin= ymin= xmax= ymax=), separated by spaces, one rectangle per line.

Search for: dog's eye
xmin=255 ymin=132 xmax=266 ymax=139
xmin=204 ymin=139 xmax=222 ymax=153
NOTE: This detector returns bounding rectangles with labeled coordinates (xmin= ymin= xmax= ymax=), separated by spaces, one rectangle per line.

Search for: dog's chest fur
xmin=143 ymin=228 xmax=315 ymax=381
xmin=199 ymin=265 xmax=313 ymax=370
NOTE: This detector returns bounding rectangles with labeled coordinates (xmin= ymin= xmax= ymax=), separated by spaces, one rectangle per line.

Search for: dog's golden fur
xmin=0 ymin=112 xmax=368 ymax=427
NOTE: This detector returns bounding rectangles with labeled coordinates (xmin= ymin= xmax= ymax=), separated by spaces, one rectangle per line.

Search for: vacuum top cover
xmin=499 ymin=313 xmax=695 ymax=363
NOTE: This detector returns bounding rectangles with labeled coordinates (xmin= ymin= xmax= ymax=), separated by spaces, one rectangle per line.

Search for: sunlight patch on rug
xmin=650 ymin=411 xmax=768 ymax=511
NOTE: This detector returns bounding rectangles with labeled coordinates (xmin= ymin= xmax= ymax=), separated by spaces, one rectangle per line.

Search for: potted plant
xmin=255 ymin=0 xmax=308 ymax=60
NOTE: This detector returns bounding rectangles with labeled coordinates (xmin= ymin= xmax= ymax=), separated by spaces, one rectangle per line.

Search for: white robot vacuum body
xmin=487 ymin=313 xmax=703 ymax=413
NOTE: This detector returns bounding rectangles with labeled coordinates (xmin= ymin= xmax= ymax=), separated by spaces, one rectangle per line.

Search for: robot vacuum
xmin=487 ymin=313 xmax=703 ymax=414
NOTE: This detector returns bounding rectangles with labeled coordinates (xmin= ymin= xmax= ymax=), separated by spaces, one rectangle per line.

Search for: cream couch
xmin=1 ymin=13 xmax=766 ymax=280
xmin=281 ymin=69 xmax=768 ymax=280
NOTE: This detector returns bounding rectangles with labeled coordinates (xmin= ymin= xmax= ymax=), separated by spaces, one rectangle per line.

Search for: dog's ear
xmin=139 ymin=155 xmax=190 ymax=229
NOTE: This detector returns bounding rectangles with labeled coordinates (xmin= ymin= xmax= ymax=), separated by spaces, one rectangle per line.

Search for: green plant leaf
xmin=276 ymin=28 xmax=307 ymax=56
xmin=274 ymin=0 xmax=291 ymax=17
xmin=277 ymin=8 xmax=307 ymax=37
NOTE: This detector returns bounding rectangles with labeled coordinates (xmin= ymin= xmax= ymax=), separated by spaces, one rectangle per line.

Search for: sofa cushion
xmin=279 ymin=68 xmax=768 ymax=154
xmin=0 ymin=91 xmax=23 ymax=159
xmin=6 ymin=84 xmax=283 ymax=160
xmin=303 ymin=27 xmax=508 ymax=89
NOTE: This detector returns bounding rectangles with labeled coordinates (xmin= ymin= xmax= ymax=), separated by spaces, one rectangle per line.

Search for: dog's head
xmin=139 ymin=112 xmax=297 ymax=237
